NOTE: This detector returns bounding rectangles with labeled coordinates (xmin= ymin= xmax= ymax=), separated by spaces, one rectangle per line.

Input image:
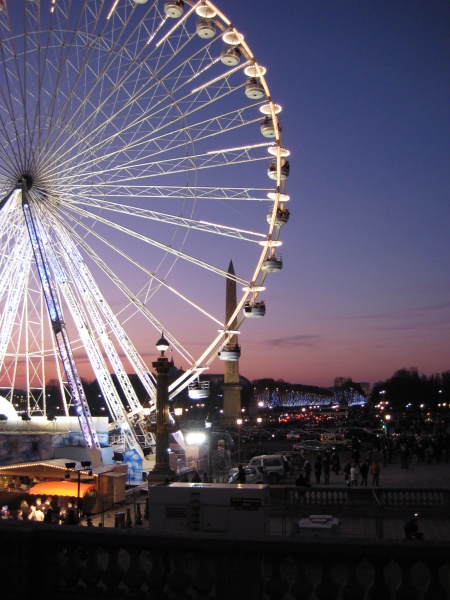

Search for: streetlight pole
xmin=205 ymin=416 xmax=212 ymax=482
xmin=65 ymin=461 xmax=92 ymax=525
xmin=257 ymin=417 xmax=262 ymax=454
xmin=236 ymin=418 xmax=242 ymax=462
xmin=148 ymin=333 xmax=175 ymax=481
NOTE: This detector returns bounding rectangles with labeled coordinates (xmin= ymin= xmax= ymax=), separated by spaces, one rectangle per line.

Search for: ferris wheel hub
xmin=19 ymin=175 xmax=33 ymax=191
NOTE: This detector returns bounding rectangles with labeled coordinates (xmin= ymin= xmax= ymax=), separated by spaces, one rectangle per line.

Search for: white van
xmin=248 ymin=454 xmax=287 ymax=483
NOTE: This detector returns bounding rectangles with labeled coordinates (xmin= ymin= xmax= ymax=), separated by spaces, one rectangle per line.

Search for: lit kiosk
xmin=147 ymin=334 xmax=176 ymax=482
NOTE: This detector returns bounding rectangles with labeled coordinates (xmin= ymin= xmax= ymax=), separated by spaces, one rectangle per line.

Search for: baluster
xmin=144 ymin=549 xmax=169 ymax=597
xmin=341 ymin=558 xmax=365 ymax=600
xmin=367 ymin=556 xmax=390 ymax=600
xmin=101 ymin=547 xmax=124 ymax=593
xmin=135 ymin=503 xmax=143 ymax=527
xmin=424 ymin=560 xmax=448 ymax=600
xmin=60 ymin=545 xmax=84 ymax=592
xmin=126 ymin=507 xmax=133 ymax=528
xmin=166 ymin=549 xmax=193 ymax=599
xmin=189 ymin=552 xmax=215 ymax=599
xmin=122 ymin=548 xmax=146 ymax=594
xmin=79 ymin=546 xmax=104 ymax=593
xmin=290 ymin=558 xmax=314 ymax=600
xmin=315 ymin=562 xmax=339 ymax=600
xmin=263 ymin=555 xmax=289 ymax=600
xmin=394 ymin=559 xmax=420 ymax=600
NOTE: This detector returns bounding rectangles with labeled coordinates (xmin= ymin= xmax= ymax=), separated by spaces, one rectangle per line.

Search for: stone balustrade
xmin=0 ymin=520 xmax=449 ymax=599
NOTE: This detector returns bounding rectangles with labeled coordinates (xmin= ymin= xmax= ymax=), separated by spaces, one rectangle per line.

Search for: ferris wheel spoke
xmin=59 ymin=199 xmax=254 ymax=287
xmin=50 ymin=208 xmax=211 ymax=364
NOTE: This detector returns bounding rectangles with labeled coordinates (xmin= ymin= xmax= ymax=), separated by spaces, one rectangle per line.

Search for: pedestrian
xmin=237 ymin=464 xmax=246 ymax=484
xmin=350 ymin=464 xmax=358 ymax=486
xmin=323 ymin=455 xmax=331 ymax=484
xmin=343 ymin=461 xmax=352 ymax=486
xmin=370 ymin=461 xmax=380 ymax=486
xmin=34 ymin=506 xmax=45 ymax=522
xmin=404 ymin=513 xmax=423 ymax=540
xmin=303 ymin=460 xmax=312 ymax=485
xmin=64 ymin=509 xmax=77 ymax=525
xmin=359 ymin=461 xmax=369 ymax=487
xmin=43 ymin=507 xmax=54 ymax=524
xmin=331 ymin=452 xmax=340 ymax=475
xmin=313 ymin=456 xmax=322 ymax=484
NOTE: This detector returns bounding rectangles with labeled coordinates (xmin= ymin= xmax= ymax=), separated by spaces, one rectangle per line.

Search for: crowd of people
xmin=293 ymin=424 xmax=449 ymax=489
xmin=0 ymin=495 xmax=82 ymax=525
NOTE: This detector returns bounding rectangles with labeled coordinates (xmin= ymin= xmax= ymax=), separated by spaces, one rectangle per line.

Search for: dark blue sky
xmin=222 ymin=0 xmax=450 ymax=386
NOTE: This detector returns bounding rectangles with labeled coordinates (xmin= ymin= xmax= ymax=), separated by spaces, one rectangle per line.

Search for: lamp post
xmin=236 ymin=418 xmax=242 ymax=462
xmin=256 ymin=417 xmax=262 ymax=454
xmin=65 ymin=461 xmax=92 ymax=525
xmin=147 ymin=333 xmax=175 ymax=481
xmin=205 ymin=416 xmax=212 ymax=481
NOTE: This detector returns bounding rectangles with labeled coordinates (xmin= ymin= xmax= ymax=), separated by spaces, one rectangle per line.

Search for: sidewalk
xmin=83 ymin=457 xmax=450 ymax=540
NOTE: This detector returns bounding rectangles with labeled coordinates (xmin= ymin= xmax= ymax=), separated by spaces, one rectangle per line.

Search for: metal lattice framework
xmin=0 ymin=0 xmax=290 ymax=459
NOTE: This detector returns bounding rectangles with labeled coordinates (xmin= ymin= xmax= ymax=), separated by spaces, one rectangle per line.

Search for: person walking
xmin=350 ymin=464 xmax=358 ymax=487
xmin=331 ymin=452 xmax=340 ymax=476
xmin=313 ymin=456 xmax=322 ymax=484
xmin=359 ymin=461 xmax=369 ymax=487
xmin=322 ymin=455 xmax=331 ymax=484
xmin=237 ymin=465 xmax=246 ymax=484
xmin=370 ymin=461 xmax=380 ymax=486
xmin=343 ymin=460 xmax=352 ymax=486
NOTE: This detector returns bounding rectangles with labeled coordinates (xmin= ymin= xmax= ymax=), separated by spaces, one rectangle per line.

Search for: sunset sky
xmin=1 ymin=1 xmax=449 ymax=396
xmin=217 ymin=0 xmax=450 ymax=387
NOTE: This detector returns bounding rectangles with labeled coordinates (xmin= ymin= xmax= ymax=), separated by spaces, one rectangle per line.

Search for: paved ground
xmin=84 ymin=457 xmax=450 ymax=540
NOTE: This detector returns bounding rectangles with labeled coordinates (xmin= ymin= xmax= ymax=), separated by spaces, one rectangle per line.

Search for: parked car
xmin=285 ymin=430 xmax=304 ymax=441
xmin=292 ymin=440 xmax=336 ymax=454
xmin=320 ymin=433 xmax=351 ymax=448
xmin=245 ymin=428 xmax=275 ymax=441
xmin=248 ymin=454 xmax=288 ymax=483
xmin=274 ymin=450 xmax=305 ymax=470
xmin=228 ymin=465 xmax=269 ymax=484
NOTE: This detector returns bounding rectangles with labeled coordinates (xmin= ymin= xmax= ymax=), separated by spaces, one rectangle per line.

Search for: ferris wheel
xmin=0 ymin=0 xmax=290 ymax=459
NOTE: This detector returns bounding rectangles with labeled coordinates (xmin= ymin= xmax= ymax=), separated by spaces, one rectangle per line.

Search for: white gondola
xmin=222 ymin=29 xmax=244 ymax=45
xmin=262 ymin=254 xmax=283 ymax=272
xmin=164 ymin=0 xmax=184 ymax=18
xmin=220 ymin=46 xmax=242 ymax=66
xmin=245 ymin=78 xmax=265 ymax=100
xmin=260 ymin=116 xmax=276 ymax=138
xmin=218 ymin=343 xmax=241 ymax=361
xmin=195 ymin=4 xmax=217 ymax=18
xmin=197 ymin=18 xmax=216 ymax=39
xmin=188 ymin=380 xmax=210 ymax=400
xmin=244 ymin=301 xmax=266 ymax=318
xmin=267 ymin=207 xmax=290 ymax=226
xmin=267 ymin=160 xmax=290 ymax=181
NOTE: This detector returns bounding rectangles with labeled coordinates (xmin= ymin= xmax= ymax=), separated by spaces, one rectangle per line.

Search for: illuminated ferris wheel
xmin=0 ymin=0 xmax=290 ymax=458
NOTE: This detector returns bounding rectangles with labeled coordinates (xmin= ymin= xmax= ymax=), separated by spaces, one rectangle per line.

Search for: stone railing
xmin=0 ymin=521 xmax=449 ymax=599
xmin=271 ymin=486 xmax=450 ymax=513
xmin=269 ymin=486 xmax=450 ymax=538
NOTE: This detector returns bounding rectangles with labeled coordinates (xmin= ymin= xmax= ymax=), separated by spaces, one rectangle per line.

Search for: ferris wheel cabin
xmin=188 ymin=380 xmax=210 ymax=400
xmin=218 ymin=343 xmax=241 ymax=361
xmin=163 ymin=0 xmax=184 ymax=18
xmin=244 ymin=301 xmax=266 ymax=318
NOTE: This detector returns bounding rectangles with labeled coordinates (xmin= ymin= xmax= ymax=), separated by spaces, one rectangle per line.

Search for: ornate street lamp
xmin=147 ymin=333 xmax=175 ymax=481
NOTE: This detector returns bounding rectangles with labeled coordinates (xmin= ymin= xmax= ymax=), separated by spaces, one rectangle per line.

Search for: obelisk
xmin=222 ymin=260 xmax=242 ymax=424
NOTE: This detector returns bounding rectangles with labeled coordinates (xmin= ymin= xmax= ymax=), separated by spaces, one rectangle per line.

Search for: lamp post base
xmin=147 ymin=466 xmax=176 ymax=483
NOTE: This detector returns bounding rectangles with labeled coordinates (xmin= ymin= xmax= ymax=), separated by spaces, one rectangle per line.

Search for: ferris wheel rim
xmin=0 ymin=0 xmax=289 ymax=434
